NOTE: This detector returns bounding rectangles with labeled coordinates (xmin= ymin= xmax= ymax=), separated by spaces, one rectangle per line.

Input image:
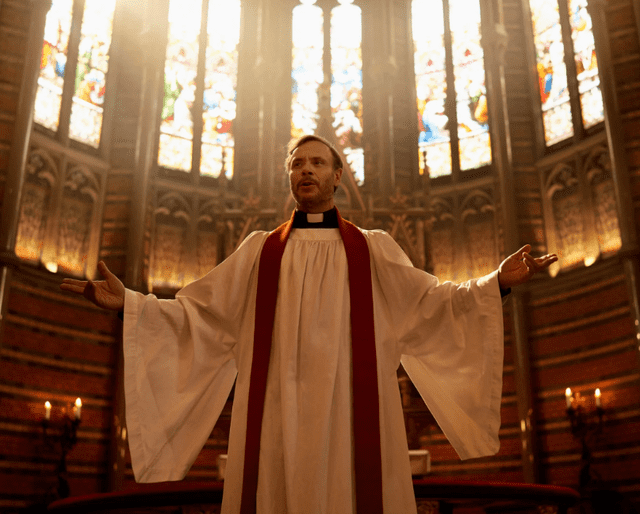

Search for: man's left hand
xmin=498 ymin=244 xmax=558 ymax=289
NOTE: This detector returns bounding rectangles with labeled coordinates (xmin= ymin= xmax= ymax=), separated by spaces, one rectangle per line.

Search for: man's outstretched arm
xmin=497 ymin=244 xmax=558 ymax=290
xmin=60 ymin=260 xmax=125 ymax=311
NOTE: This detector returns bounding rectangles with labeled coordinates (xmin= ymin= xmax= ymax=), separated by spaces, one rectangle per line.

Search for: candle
xmin=595 ymin=388 xmax=602 ymax=408
xmin=44 ymin=401 xmax=51 ymax=420
xmin=74 ymin=398 xmax=82 ymax=420
xmin=565 ymin=388 xmax=573 ymax=408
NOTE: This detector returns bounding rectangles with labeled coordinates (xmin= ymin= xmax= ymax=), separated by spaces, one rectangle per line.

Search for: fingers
xmin=514 ymin=244 xmax=532 ymax=259
xmin=97 ymin=260 xmax=115 ymax=280
xmin=60 ymin=278 xmax=89 ymax=294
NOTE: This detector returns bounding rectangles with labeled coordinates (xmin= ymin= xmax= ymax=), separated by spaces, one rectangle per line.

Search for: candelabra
xmin=565 ymin=388 xmax=604 ymax=489
xmin=41 ymin=399 xmax=82 ymax=499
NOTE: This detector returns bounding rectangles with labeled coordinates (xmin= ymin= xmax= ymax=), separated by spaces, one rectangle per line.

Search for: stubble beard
xmin=292 ymin=179 xmax=334 ymax=212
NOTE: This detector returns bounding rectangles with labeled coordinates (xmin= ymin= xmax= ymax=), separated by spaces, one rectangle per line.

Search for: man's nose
xmin=300 ymin=161 xmax=313 ymax=174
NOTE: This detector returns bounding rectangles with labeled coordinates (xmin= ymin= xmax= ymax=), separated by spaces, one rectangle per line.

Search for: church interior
xmin=1 ymin=0 xmax=640 ymax=511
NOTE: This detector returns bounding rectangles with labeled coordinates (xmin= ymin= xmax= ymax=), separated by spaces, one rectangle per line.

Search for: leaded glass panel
xmin=530 ymin=0 xmax=574 ymax=144
xmin=331 ymin=0 xmax=363 ymax=184
xmin=291 ymin=0 xmax=324 ymax=138
xmin=158 ymin=0 xmax=203 ymax=171
xmin=34 ymin=0 xmax=73 ymax=132
xmin=449 ymin=0 xmax=491 ymax=171
xmin=68 ymin=0 xmax=115 ymax=147
xmin=201 ymin=0 xmax=240 ymax=178
xmin=568 ymin=0 xmax=603 ymax=129
xmin=412 ymin=0 xmax=451 ymax=178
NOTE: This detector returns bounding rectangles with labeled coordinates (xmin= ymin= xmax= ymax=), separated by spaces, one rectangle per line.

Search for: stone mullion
xmin=56 ymin=0 xmax=84 ymax=143
xmin=442 ymin=0 xmax=460 ymax=181
xmin=557 ymin=0 xmax=584 ymax=140
xmin=191 ymin=0 xmax=209 ymax=185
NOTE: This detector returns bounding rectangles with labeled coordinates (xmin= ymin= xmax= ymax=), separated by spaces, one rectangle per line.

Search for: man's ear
xmin=334 ymin=167 xmax=343 ymax=187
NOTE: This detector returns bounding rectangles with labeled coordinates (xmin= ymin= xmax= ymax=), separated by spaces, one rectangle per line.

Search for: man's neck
xmin=292 ymin=207 xmax=338 ymax=228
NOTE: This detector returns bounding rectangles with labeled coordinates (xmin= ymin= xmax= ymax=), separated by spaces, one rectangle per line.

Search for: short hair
xmin=285 ymin=134 xmax=343 ymax=173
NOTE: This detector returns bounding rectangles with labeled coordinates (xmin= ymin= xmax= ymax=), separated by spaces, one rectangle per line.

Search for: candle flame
xmin=45 ymin=401 xmax=51 ymax=409
xmin=595 ymin=388 xmax=601 ymax=398
xmin=75 ymin=398 xmax=82 ymax=408
xmin=565 ymin=387 xmax=572 ymax=397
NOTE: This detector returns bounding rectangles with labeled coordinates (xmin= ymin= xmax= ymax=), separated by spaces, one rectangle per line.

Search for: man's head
xmin=285 ymin=135 xmax=343 ymax=213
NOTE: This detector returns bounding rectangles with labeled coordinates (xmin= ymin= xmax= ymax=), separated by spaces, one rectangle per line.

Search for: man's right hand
xmin=60 ymin=260 xmax=125 ymax=311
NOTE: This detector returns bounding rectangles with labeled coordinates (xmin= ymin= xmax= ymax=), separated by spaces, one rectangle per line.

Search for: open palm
xmin=60 ymin=261 xmax=125 ymax=311
xmin=498 ymin=245 xmax=558 ymax=289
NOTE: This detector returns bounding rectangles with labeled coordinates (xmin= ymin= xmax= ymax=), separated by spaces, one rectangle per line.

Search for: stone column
xmin=125 ymin=15 xmax=167 ymax=291
xmin=480 ymin=0 xmax=540 ymax=482
xmin=0 ymin=0 xmax=52 ymax=351
xmin=587 ymin=0 xmax=640 ymax=371
xmin=0 ymin=0 xmax=52 ymax=257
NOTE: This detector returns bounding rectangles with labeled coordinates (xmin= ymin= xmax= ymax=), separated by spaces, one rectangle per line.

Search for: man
xmin=61 ymin=135 xmax=557 ymax=514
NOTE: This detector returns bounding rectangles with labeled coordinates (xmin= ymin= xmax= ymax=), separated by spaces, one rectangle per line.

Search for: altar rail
xmin=47 ymin=479 xmax=580 ymax=514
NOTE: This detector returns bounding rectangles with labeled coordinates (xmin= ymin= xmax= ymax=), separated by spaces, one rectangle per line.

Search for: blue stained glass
xmin=201 ymin=0 xmax=241 ymax=178
xmin=412 ymin=0 xmax=451 ymax=178
xmin=34 ymin=0 xmax=73 ymax=131
xmin=530 ymin=0 xmax=574 ymax=144
xmin=449 ymin=0 xmax=491 ymax=170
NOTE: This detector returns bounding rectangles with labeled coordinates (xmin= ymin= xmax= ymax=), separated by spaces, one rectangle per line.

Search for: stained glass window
xmin=158 ymin=0 xmax=240 ymax=178
xmin=34 ymin=0 xmax=115 ymax=147
xmin=291 ymin=0 xmax=324 ymax=138
xmin=331 ymin=0 xmax=363 ymax=184
xmin=291 ymin=0 xmax=364 ymax=184
xmin=35 ymin=0 xmax=73 ymax=132
xmin=529 ymin=0 xmax=603 ymax=146
xmin=158 ymin=0 xmax=202 ymax=172
xmin=412 ymin=0 xmax=491 ymax=179
xmin=568 ymin=0 xmax=603 ymax=129
xmin=530 ymin=0 xmax=573 ymax=144
xmin=449 ymin=0 xmax=491 ymax=171
xmin=201 ymin=0 xmax=241 ymax=178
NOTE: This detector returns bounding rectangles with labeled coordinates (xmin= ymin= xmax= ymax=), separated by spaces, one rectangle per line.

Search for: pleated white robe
xmin=123 ymin=227 xmax=504 ymax=514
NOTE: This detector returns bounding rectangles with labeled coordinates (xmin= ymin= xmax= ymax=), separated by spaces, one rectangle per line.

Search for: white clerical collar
xmin=307 ymin=212 xmax=324 ymax=223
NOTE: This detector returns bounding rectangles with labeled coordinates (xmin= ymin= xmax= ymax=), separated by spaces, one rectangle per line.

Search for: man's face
xmin=288 ymin=141 xmax=342 ymax=213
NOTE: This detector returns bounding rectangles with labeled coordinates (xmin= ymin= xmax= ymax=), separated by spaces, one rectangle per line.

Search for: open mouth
xmin=299 ymin=181 xmax=316 ymax=188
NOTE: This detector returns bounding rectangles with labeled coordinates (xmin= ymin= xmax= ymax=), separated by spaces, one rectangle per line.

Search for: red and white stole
xmin=239 ymin=208 xmax=383 ymax=514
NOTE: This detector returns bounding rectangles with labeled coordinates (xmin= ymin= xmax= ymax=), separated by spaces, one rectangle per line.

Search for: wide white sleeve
xmin=123 ymin=231 xmax=267 ymax=482
xmin=366 ymin=230 xmax=504 ymax=460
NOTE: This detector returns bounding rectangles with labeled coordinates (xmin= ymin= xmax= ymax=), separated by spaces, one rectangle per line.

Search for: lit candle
xmin=74 ymin=398 xmax=82 ymax=420
xmin=565 ymin=388 xmax=573 ymax=408
xmin=44 ymin=401 xmax=51 ymax=420
xmin=595 ymin=388 xmax=602 ymax=408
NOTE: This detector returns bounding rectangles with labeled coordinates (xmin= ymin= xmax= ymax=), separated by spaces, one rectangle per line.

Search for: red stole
xmin=239 ymin=209 xmax=383 ymax=514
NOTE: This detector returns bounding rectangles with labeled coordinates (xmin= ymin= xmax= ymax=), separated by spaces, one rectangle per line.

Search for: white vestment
xmin=123 ymin=228 xmax=504 ymax=514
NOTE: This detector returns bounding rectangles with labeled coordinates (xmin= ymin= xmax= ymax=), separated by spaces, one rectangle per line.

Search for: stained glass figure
xmin=201 ymin=0 xmax=241 ymax=178
xmin=158 ymin=0 xmax=203 ymax=171
xmin=331 ymin=0 xmax=364 ymax=184
xmin=568 ymin=0 xmax=603 ymax=129
xmin=412 ymin=0 xmax=451 ymax=178
xmin=530 ymin=0 xmax=574 ymax=144
xmin=34 ymin=0 xmax=73 ymax=132
xmin=449 ymin=0 xmax=491 ymax=171
xmin=68 ymin=0 xmax=115 ymax=147
xmin=291 ymin=0 xmax=324 ymax=139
